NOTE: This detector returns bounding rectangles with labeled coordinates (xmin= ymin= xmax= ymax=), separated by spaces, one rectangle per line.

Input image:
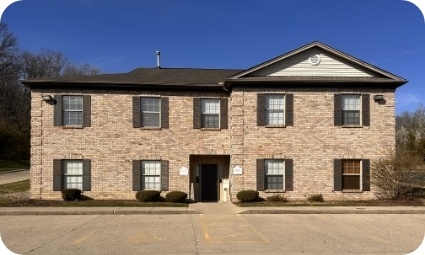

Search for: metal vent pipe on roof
xmin=156 ymin=51 xmax=161 ymax=69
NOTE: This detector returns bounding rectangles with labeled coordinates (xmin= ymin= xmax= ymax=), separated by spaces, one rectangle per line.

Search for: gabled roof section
xmin=225 ymin=41 xmax=407 ymax=88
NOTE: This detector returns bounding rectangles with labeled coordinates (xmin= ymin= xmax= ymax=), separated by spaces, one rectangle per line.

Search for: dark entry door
xmin=200 ymin=164 xmax=218 ymax=201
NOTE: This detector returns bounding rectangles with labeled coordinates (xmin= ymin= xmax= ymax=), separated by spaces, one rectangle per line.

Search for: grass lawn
xmin=0 ymin=180 xmax=187 ymax=207
xmin=0 ymin=160 xmax=30 ymax=172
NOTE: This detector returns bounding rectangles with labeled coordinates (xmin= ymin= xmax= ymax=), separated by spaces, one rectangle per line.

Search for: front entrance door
xmin=200 ymin=164 xmax=218 ymax=201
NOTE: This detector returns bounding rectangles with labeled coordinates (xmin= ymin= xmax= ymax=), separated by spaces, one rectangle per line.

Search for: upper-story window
xmin=133 ymin=96 xmax=169 ymax=129
xmin=265 ymin=95 xmax=285 ymax=126
xmin=63 ymin=96 xmax=83 ymax=126
xmin=257 ymin=94 xmax=293 ymax=127
xmin=142 ymin=97 xmax=161 ymax=127
xmin=201 ymin=99 xmax=220 ymax=128
xmin=193 ymin=98 xmax=228 ymax=130
xmin=334 ymin=94 xmax=370 ymax=127
xmin=341 ymin=95 xmax=360 ymax=125
xmin=54 ymin=95 xmax=91 ymax=127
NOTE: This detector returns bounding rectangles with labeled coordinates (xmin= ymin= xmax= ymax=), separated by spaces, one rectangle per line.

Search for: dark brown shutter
xmin=132 ymin=97 xmax=141 ymax=128
xmin=54 ymin=95 xmax=62 ymax=126
xmin=220 ymin=98 xmax=228 ymax=129
xmin=285 ymin=159 xmax=294 ymax=191
xmin=161 ymin=97 xmax=169 ymax=129
xmin=193 ymin=98 xmax=201 ymax=129
xmin=362 ymin=94 xmax=370 ymax=126
xmin=83 ymin=95 xmax=91 ymax=127
xmin=334 ymin=94 xmax=342 ymax=126
xmin=362 ymin=159 xmax=371 ymax=191
xmin=334 ymin=159 xmax=342 ymax=191
xmin=161 ymin=160 xmax=169 ymax=191
xmin=257 ymin=94 xmax=265 ymax=126
xmin=82 ymin=159 xmax=91 ymax=191
xmin=285 ymin=94 xmax=294 ymax=126
xmin=256 ymin=159 xmax=265 ymax=191
xmin=132 ymin=160 xmax=141 ymax=191
xmin=53 ymin=159 xmax=62 ymax=191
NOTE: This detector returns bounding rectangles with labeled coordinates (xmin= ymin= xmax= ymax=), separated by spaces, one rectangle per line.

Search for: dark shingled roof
xmin=22 ymin=68 xmax=242 ymax=88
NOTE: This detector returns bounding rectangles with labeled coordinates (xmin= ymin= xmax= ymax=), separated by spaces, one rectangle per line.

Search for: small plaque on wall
xmin=232 ymin=166 xmax=243 ymax=175
xmin=179 ymin=167 xmax=189 ymax=175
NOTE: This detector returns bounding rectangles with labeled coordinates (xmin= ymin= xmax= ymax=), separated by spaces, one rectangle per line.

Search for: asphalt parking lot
xmin=1 ymin=214 xmax=424 ymax=254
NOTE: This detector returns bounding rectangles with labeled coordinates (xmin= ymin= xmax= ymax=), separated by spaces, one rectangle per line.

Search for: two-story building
xmin=23 ymin=41 xmax=407 ymax=201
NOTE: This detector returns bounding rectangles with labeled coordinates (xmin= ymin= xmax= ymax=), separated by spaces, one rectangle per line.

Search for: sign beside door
xmin=232 ymin=165 xmax=243 ymax=175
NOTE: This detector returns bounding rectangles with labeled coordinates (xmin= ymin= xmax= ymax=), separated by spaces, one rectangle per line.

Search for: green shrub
xmin=236 ymin=190 xmax=259 ymax=202
xmin=136 ymin=190 xmax=161 ymax=202
xmin=266 ymin=194 xmax=287 ymax=202
xmin=165 ymin=191 xmax=187 ymax=203
xmin=307 ymin=194 xmax=324 ymax=202
xmin=61 ymin=189 xmax=82 ymax=201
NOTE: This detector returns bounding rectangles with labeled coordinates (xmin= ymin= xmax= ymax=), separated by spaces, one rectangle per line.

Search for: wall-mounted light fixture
xmin=42 ymin=95 xmax=53 ymax=101
xmin=373 ymin=95 xmax=384 ymax=102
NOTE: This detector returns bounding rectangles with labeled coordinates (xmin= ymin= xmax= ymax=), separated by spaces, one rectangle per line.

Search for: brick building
xmin=23 ymin=41 xmax=407 ymax=201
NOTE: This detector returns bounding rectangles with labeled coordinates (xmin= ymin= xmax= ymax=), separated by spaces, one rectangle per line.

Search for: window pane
xmin=342 ymin=95 xmax=360 ymax=110
xmin=63 ymin=96 xmax=83 ymax=111
xmin=342 ymin=175 xmax=360 ymax=190
xmin=64 ymin=161 xmax=83 ymax=175
xmin=64 ymin=176 xmax=83 ymax=190
xmin=266 ymin=176 xmax=283 ymax=189
xmin=342 ymin=111 xmax=360 ymax=125
xmin=142 ymin=176 xmax=160 ymax=190
xmin=142 ymin=161 xmax=161 ymax=175
xmin=64 ymin=112 xmax=83 ymax=125
xmin=267 ymin=112 xmax=284 ymax=125
xmin=343 ymin=160 xmax=361 ymax=174
xmin=265 ymin=160 xmax=284 ymax=175
xmin=63 ymin=161 xmax=83 ymax=190
xmin=266 ymin=95 xmax=284 ymax=110
xmin=141 ymin=98 xmax=160 ymax=112
xmin=201 ymin=99 xmax=219 ymax=114
xmin=202 ymin=115 xmax=219 ymax=128
xmin=143 ymin=113 xmax=160 ymax=127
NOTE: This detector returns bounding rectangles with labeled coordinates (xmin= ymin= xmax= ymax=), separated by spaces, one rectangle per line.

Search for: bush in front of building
xmin=236 ymin=190 xmax=259 ymax=202
xmin=165 ymin=191 xmax=187 ymax=203
xmin=307 ymin=194 xmax=324 ymax=202
xmin=61 ymin=189 xmax=82 ymax=201
xmin=266 ymin=194 xmax=287 ymax=202
xmin=135 ymin=190 xmax=161 ymax=202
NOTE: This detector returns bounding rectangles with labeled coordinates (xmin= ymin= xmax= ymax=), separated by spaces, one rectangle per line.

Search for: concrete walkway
xmin=0 ymin=169 xmax=30 ymax=185
xmin=0 ymin=202 xmax=425 ymax=215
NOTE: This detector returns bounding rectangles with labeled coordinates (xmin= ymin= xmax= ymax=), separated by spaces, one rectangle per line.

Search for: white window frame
xmin=63 ymin=96 xmax=83 ymax=126
xmin=141 ymin=97 xmax=161 ymax=127
xmin=201 ymin=98 xmax=220 ymax=128
xmin=265 ymin=94 xmax=285 ymax=126
xmin=141 ymin=160 xmax=161 ymax=191
xmin=265 ymin=159 xmax=285 ymax=190
xmin=341 ymin=94 xmax=362 ymax=126
xmin=342 ymin=159 xmax=362 ymax=191
xmin=63 ymin=160 xmax=83 ymax=190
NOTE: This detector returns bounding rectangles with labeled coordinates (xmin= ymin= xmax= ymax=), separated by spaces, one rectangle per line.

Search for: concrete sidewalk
xmin=0 ymin=203 xmax=425 ymax=215
xmin=0 ymin=169 xmax=30 ymax=185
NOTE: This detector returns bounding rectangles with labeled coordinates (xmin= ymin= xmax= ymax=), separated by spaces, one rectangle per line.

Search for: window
xmin=342 ymin=159 xmax=361 ymax=190
xmin=334 ymin=94 xmax=370 ymax=127
xmin=334 ymin=159 xmax=370 ymax=192
xmin=63 ymin=160 xmax=83 ymax=190
xmin=54 ymin=95 xmax=91 ymax=127
xmin=257 ymin=94 xmax=293 ymax=127
xmin=265 ymin=160 xmax=284 ymax=189
xmin=141 ymin=161 xmax=161 ymax=190
xmin=193 ymin=98 xmax=228 ymax=129
xmin=132 ymin=97 xmax=169 ymax=128
xmin=132 ymin=160 xmax=169 ymax=191
xmin=201 ymin=99 xmax=220 ymax=128
xmin=141 ymin=97 xmax=160 ymax=127
xmin=265 ymin=95 xmax=285 ymax=125
xmin=257 ymin=158 xmax=293 ymax=191
xmin=342 ymin=95 xmax=360 ymax=125
xmin=53 ymin=159 xmax=91 ymax=191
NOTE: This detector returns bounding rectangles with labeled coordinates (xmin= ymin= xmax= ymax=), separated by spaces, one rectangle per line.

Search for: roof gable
xmin=227 ymin=41 xmax=406 ymax=83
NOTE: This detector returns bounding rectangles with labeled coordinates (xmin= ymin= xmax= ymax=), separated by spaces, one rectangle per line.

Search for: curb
xmin=0 ymin=209 xmax=200 ymax=216
xmin=239 ymin=209 xmax=425 ymax=214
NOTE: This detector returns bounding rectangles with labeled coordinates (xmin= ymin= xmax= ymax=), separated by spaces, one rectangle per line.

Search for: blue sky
xmin=3 ymin=0 xmax=425 ymax=114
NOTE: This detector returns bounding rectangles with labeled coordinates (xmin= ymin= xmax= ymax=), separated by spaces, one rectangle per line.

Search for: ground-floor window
xmin=53 ymin=159 xmax=91 ymax=191
xmin=265 ymin=159 xmax=284 ymax=189
xmin=63 ymin=160 xmax=83 ymax=190
xmin=342 ymin=159 xmax=361 ymax=190
xmin=141 ymin=161 xmax=161 ymax=190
